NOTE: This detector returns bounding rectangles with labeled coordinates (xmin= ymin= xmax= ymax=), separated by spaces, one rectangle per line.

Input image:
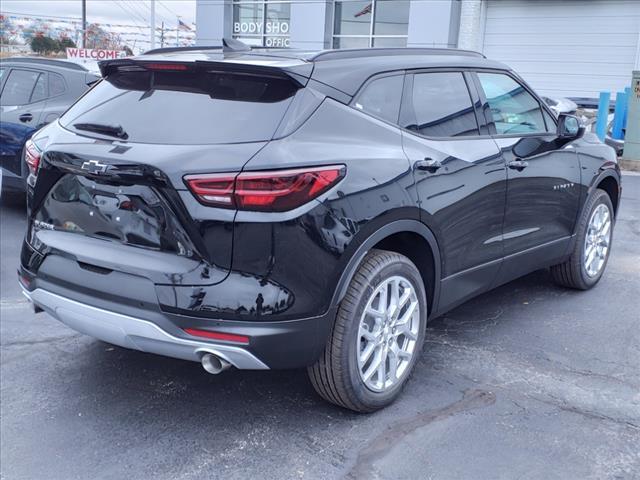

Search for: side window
xmin=354 ymin=75 xmax=403 ymax=124
xmin=49 ymin=73 xmax=66 ymax=97
xmin=477 ymin=72 xmax=546 ymax=135
xmin=30 ymin=73 xmax=48 ymax=103
xmin=543 ymin=108 xmax=557 ymax=133
xmin=0 ymin=69 xmax=40 ymax=106
xmin=405 ymin=72 xmax=479 ymax=137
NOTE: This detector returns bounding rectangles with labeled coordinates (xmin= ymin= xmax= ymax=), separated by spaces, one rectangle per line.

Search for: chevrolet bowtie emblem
xmin=81 ymin=160 xmax=108 ymax=174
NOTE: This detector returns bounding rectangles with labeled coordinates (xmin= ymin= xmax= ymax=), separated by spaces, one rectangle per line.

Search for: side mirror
xmin=557 ymin=114 xmax=584 ymax=139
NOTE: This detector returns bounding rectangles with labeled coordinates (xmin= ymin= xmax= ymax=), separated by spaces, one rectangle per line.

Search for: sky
xmin=1 ymin=0 xmax=197 ymax=30
xmin=1 ymin=1 xmax=198 ymax=52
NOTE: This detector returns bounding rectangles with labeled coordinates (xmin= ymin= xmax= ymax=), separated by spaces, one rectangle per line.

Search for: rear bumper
xmin=22 ymin=286 xmax=269 ymax=369
xmin=20 ymin=279 xmax=335 ymax=369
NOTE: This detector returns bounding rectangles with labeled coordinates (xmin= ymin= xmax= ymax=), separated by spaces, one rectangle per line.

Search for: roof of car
xmin=2 ymin=57 xmax=89 ymax=72
xmin=132 ymin=46 xmax=510 ymax=97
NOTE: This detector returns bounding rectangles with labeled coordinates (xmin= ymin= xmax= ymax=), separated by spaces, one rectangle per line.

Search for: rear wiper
xmin=73 ymin=122 xmax=129 ymax=140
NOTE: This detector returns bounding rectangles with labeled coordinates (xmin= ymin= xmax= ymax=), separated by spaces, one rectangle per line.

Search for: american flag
xmin=354 ymin=3 xmax=372 ymax=17
xmin=178 ymin=19 xmax=192 ymax=31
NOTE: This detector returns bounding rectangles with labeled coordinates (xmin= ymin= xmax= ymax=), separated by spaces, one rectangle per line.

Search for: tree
xmin=58 ymin=37 xmax=76 ymax=50
xmin=30 ymin=35 xmax=58 ymax=54
xmin=0 ymin=15 xmax=18 ymax=44
xmin=85 ymin=23 xmax=121 ymax=50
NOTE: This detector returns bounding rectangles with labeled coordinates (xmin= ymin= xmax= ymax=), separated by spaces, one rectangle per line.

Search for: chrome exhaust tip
xmin=200 ymin=352 xmax=232 ymax=375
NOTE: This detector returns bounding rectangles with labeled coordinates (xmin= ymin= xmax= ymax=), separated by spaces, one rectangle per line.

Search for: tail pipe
xmin=200 ymin=352 xmax=232 ymax=375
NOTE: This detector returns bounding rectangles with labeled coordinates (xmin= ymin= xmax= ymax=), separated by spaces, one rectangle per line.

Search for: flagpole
xmin=81 ymin=0 xmax=87 ymax=48
xmin=176 ymin=16 xmax=180 ymax=47
xmin=150 ymin=0 xmax=156 ymax=49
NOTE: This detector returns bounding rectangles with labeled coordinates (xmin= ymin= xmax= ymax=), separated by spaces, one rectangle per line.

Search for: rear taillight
xmin=24 ymin=139 xmax=41 ymax=176
xmin=184 ymin=165 xmax=345 ymax=212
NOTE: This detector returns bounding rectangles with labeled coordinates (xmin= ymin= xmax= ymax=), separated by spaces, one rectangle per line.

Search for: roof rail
xmin=143 ymin=39 xmax=272 ymax=56
xmin=2 ymin=57 xmax=89 ymax=71
xmin=308 ymin=47 xmax=486 ymax=62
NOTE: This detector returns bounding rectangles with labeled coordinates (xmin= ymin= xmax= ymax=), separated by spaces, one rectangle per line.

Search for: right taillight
xmin=24 ymin=139 xmax=41 ymax=176
xmin=184 ymin=165 xmax=345 ymax=212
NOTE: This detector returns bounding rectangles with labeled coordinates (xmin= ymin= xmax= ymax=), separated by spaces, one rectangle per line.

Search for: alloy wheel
xmin=357 ymin=275 xmax=421 ymax=393
xmin=583 ymin=203 xmax=612 ymax=278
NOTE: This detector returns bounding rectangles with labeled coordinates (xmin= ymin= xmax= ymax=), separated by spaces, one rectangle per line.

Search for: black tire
xmin=550 ymin=189 xmax=614 ymax=290
xmin=308 ymin=249 xmax=427 ymax=412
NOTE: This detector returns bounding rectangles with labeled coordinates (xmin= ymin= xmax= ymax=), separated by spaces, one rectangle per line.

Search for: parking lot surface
xmin=1 ymin=175 xmax=639 ymax=480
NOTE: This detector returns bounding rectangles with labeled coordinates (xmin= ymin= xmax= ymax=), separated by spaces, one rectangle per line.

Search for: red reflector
xmin=24 ymin=139 xmax=41 ymax=176
xmin=184 ymin=328 xmax=250 ymax=344
xmin=18 ymin=274 xmax=31 ymax=289
xmin=144 ymin=63 xmax=188 ymax=71
xmin=184 ymin=165 xmax=345 ymax=212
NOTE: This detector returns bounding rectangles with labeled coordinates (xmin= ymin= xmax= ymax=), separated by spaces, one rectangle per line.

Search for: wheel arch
xmin=330 ymin=219 xmax=442 ymax=318
xmin=595 ymin=175 xmax=620 ymax=217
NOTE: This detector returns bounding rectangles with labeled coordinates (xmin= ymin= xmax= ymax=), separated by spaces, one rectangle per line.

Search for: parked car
xmin=542 ymin=95 xmax=578 ymax=116
xmin=0 ymin=58 xmax=98 ymax=192
xmin=19 ymin=44 xmax=621 ymax=412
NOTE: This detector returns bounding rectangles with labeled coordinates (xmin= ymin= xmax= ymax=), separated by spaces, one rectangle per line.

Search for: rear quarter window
xmin=354 ymin=75 xmax=403 ymax=124
xmin=49 ymin=73 xmax=66 ymax=96
xmin=60 ymin=69 xmax=299 ymax=144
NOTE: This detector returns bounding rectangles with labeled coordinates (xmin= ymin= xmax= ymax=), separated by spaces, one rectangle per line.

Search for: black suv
xmin=19 ymin=45 xmax=621 ymax=412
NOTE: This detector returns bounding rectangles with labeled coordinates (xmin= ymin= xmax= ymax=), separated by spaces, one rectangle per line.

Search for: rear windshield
xmin=60 ymin=69 xmax=298 ymax=144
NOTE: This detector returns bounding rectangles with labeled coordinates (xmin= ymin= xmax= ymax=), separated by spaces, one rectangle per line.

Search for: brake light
xmin=24 ymin=139 xmax=41 ymax=176
xmin=184 ymin=165 xmax=345 ymax=212
xmin=183 ymin=328 xmax=250 ymax=345
xmin=144 ymin=63 xmax=188 ymax=71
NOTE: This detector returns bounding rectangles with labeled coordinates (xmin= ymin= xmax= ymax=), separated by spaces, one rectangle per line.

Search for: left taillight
xmin=184 ymin=165 xmax=345 ymax=212
xmin=24 ymin=139 xmax=41 ymax=176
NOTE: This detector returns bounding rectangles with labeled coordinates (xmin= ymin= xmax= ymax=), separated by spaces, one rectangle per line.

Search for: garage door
xmin=482 ymin=0 xmax=640 ymax=99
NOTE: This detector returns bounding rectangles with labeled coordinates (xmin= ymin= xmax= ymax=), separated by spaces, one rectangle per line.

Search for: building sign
xmin=66 ymin=48 xmax=127 ymax=61
xmin=233 ymin=21 xmax=289 ymax=35
xmin=232 ymin=1 xmax=290 ymax=48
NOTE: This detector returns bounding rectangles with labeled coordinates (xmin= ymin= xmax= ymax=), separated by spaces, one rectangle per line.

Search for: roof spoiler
xmin=97 ymin=57 xmax=311 ymax=87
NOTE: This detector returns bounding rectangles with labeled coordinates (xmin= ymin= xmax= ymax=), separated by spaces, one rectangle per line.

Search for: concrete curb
xmin=619 ymin=159 xmax=640 ymax=172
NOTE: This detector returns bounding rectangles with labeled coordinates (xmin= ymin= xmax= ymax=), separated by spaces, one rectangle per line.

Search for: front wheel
xmin=551 ymin=189 xmax=614 ymax=290
xmin=308 ymin=249 xmax=427 ymax=412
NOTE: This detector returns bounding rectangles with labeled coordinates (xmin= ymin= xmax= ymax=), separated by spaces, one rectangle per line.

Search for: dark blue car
xmin=0 ymin=58 xmax=98 ymax=192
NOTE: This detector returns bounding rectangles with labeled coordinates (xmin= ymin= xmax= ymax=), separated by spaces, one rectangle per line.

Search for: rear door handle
xmin=19 ymin=113 xmax=33 ymax=123
xmin=507 ymin=159 xmax=529 ymax=171
xmin=415 ymin=158 xmax=442 ymax=173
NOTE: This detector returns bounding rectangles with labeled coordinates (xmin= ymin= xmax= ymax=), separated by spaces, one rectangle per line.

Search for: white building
xmin=196 ymin=0 xmax=640 ymax=99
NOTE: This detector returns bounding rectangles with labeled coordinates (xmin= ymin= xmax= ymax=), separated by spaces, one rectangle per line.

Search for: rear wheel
xmin=551 ymin=189 xmax=614 ymax=290
xmin=308 ymin=249 xmax=427 ymax=412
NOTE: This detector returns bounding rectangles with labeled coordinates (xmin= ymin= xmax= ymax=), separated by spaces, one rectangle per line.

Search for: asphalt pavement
xmin=1 ymin=175 xmax=639 ymax=480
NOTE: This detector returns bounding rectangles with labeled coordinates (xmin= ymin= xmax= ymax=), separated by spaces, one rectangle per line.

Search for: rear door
xmin=400 ymin=70 xmax=506 ymax=312
xmin=0 ymin=68 xmax=48 ymax=178
xmin=474 ymin=70 xmax=580 ymax=278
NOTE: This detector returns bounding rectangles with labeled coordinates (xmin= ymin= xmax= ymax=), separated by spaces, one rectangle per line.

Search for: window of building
xmin=233 ymin=0 xmax=291 ymax=48
xmin=477 ymin=73 xmax=547 ymax=135
xmin=333 ymin=0 xmax=410 ymax=48
xmin=403 ymin=72 xmax=479 ymax=138
xmin=354 ymin=74 xmax=403 ymax=123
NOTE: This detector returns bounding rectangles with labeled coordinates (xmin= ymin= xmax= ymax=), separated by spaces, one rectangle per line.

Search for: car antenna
xmin=222 ymin=38 xmax=251 ymax=54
